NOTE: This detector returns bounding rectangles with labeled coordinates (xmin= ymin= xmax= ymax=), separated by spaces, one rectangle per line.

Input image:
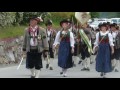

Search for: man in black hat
xmin=43 ymin=19 xmax=56 ymax=70
xmin=23 ymin=16 xmax=49 ymax=78
xmin=80 ymin=22 xmax=93 ymax=71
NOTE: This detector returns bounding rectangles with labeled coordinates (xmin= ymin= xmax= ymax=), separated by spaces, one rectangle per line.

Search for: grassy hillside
xmin=0 ymin=26 xmax=26 ymax=39
xmin=0 ymin=24 xmax=61 ymax=39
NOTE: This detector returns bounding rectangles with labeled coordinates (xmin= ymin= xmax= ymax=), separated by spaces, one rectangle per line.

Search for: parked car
xmin=111 ymin=18 xmax=120 ymax=25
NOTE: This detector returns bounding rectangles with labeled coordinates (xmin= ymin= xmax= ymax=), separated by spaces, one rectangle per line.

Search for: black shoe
xmin=78 ymin=61 xmax=82 ymax=64
xmin=49 ymin=67 xmax=53 ymax=70
xmin=46 ymin=64 xmax=49 ymax=69
xmin=81 ymin=68 xmax=87 ymax=71
xmin=60 ymin=72 xmax=63 ymax=75
xmin=31 ymin=76 xmax=35 ymax=78
xmin=100 ymin=72 xmax=104 ymax=76
xmin=86 ymin=68 xmax=90 ymax=71
xmin=115 ymin=69 xmax=119 ymax=72
xmin=90 ymin=62 xmax=93 ymax=64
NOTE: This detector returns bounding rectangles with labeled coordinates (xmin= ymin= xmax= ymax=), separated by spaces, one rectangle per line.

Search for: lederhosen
xmin=26 ymin=27 xmax=43 ymax=70
xmin=43 ymin=29 xmax=54 ymax=59
xmin=80 ymin=30 xmax=91 ymax=60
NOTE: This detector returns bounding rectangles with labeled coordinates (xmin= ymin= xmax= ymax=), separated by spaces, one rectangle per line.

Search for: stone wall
xmin=0 ymin=36 xmax=23 ymax=64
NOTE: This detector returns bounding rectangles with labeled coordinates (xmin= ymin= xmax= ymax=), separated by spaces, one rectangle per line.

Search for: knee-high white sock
xmin=35 ymin=70 xmax=40 ymax=78
xmin=115 ymin=60 xmax=119 ymax=70
xmin=84 ymin=59 xmax=87 ymax=68
xmin=62 ymin=68 xmax=64 ymax=72
xmin=112 ymin=59 xmax=116 ymax=68
xmin=49 ymin=58 xmax=53 ymax=67
xmin=45 ymin=56 xmax=50 ymax=65
xmin=86 ymin=58 xmax=90 ymax=68
xmin=30 ymin=68 xmax=35 ymax=76
xmin=73 ymin=56 xmax=77 ymax=65
xmin=63 ymin=69 xmax=67 ymax=74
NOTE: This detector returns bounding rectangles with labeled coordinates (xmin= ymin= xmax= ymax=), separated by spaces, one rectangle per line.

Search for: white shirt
xmin=53 ymin=31 xmax=75 ymax=48
xmin=30 ymin=26 xmax=38 ymax=46
xmin=111 ymin=31 xmax=118 ymax=42
xmin=94 ymin=31 xmax=114 ymax=47
xmin=47 ymin=30 xmax=51 ymax=41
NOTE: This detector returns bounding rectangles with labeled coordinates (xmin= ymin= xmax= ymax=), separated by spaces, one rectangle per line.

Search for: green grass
xmin=0 ymin=22 xmax=61 ymax=39
xmin=0 ymin=26 xmax=26 ymax=39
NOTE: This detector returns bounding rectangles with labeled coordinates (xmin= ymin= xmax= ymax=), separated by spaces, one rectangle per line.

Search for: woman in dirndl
xmin=93 ymin=23 xmax=114 ymax=78
xmin=53 ymin=19 xmax=75 ymax=77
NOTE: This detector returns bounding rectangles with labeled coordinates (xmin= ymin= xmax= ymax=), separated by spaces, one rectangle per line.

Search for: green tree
xmin=116 ymin=12 xmax=120 ymax=17
xmin=14 ymin=12 xmax=24 ymax=25
xmin=90 ymin=12 xmax=100 ymax=18
xmin=21 ymin=12 xmax=50 ymax=25
xmin=0 ymin=12 xmax=16 ymax=27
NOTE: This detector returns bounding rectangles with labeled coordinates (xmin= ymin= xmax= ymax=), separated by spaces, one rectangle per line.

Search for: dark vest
xmin=60 ymin=31 xmax=70 ymax=42
xmin=99 ymin=33 xmax=109 ymax=44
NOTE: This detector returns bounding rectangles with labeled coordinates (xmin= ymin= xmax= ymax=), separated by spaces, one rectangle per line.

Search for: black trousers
xmin=80 ymin=44 xmax=90 ymax=60
xmin=27 ymin=49 xmax=43 ymax=70
xmin=111 ymin=48 xmax=120 ymax=60
xmin=43 ymin=47 xmax=54 ymax=58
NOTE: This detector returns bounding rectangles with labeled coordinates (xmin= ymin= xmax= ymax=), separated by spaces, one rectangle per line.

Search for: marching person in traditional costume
xmin=23 ymin=16 xmax=49 ymax=78
xmin=74 ymin=12 xmax=93 ymax=68
xmin=93 ymin=23 xmax=114 ymax=78
xmin=110 ymin=24 xmax=120 ymax=72
xmin=44 ymin=19 xmax=56 ymax=70
xmin=80 ymin=23 xmax=92 ymax=71
xmin=67 ymin=19 xmax=81 ymax=67
xmin=53 ymin=19 xmax=75 ymax=77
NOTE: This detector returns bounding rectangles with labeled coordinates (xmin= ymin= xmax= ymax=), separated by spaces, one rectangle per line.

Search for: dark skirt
xmin=96 ymin=43 xmax=112 ymax=73
xmin=27 ymin=49 xmax=43 ymax=70
xmin=58 ymin=41 xmax=73 ymax=69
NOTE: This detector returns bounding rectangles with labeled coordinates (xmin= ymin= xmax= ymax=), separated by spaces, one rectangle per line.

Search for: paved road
xmin=0 ymin=56 xmax=120 ymax=78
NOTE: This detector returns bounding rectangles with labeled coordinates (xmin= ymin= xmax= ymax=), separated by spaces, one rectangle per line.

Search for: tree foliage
xmin=90 ymin=12 xmax=100 ymax=18
xmin=0 ymin=12 xmax=16 ymax=27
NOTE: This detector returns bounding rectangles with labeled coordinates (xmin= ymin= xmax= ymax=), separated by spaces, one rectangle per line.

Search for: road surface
xmin=0 ymin=56 xmax=120 ymax=78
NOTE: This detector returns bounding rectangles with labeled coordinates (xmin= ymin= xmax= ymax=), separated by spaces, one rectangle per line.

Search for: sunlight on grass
xmin=0 ymin=26 xmax=26 ymax=39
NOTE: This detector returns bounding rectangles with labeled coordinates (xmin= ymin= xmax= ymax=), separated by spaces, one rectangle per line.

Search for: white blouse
xmin=94 ymin=31 xmax=114 ymax=47
xmin=53 ymin=31 xmax=75 ymax=48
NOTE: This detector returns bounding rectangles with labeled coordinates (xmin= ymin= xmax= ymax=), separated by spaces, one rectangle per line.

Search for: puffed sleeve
xmin=70 ymin=32 xmax=75 ymax=48
xmin=53 ymin=31 xmax=61 ymax=46
xmin=94 ymin=32 xmax=99 ymax=47
xmin=108 ymin=33 xmax=114 ymax=46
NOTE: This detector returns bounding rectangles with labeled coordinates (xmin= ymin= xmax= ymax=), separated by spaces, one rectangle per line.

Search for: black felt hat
xmin=60 ymin=19 xmax=71 ymax=26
